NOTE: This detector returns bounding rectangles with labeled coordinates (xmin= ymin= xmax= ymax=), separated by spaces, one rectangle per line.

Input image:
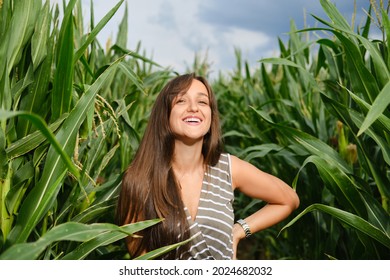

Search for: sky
xmin=53 ymin=0 xmax=378 ymax=76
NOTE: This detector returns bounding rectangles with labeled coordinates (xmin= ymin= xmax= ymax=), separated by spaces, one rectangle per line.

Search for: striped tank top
xmin=179 ymin=153 xmax=234 ymax=260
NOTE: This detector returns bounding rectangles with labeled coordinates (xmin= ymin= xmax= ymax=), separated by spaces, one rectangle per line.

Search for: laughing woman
xmin=116 ymin=73 xmax=299 ymax=260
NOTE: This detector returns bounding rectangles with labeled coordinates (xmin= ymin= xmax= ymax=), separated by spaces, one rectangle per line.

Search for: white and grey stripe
xmin=179 ymin=153 xmax=234 ymax=260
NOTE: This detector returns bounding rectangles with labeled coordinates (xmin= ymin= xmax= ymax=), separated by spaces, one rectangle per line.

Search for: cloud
xmin=197 ymin=0 xmax=371 ymax=37
xmin=126 ymin=0 xmax=206 ymax=70
xmin=48 ymin=0 xmax=378 ymax=75
xmin=222 ymin=27 xmax=270 ymax=50
xmin=128 ymin=0 xmax=277 ymax=73
xmin=150 ymin=0 xmax=177 ymax=30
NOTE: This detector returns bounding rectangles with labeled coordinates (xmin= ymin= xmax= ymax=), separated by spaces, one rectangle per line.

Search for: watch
xmin=236 ymin=219 xmax=252 ymax=238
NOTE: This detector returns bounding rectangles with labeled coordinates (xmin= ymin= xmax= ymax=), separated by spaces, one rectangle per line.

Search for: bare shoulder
xmin=229 ymin=154 xmax=268 ymax=191
xmin=230 ymin=154 xmax=255 ymax=171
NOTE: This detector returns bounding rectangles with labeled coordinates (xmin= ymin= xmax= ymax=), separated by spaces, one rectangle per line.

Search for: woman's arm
xmin=230 ymin=155 xmax=300 ymax=259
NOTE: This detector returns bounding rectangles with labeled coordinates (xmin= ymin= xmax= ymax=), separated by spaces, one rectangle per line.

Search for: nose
xmin=187 ymin=99 xmax=198 ymax=112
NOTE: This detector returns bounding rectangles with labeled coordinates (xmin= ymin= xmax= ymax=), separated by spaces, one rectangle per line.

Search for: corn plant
xmin=216 ymin=0 xmax=389 ymax=259
xmin=0 ymin=0 xmax=181 ymax=260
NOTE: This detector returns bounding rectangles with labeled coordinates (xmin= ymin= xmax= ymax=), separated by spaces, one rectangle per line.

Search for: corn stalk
xmin=0 ymin=0 xmax=173 ymax=259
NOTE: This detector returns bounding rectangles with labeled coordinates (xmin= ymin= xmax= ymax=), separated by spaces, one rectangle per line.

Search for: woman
xmin=116 ymin=73 xmax=299 ymax=259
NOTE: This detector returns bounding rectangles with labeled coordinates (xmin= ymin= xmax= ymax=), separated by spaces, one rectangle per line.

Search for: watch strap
xmin=236 ymin=219 xmax=252 ymax=238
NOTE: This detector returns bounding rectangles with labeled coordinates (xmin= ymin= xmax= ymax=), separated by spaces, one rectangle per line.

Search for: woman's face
xmin=169 ymin=79 xmax=212 ymax=143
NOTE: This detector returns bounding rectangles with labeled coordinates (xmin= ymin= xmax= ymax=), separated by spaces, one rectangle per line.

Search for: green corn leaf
xmin=334 ymin=32 xmax=379 ymax=102
xmin=321 ymin=90 xmax=390 ymax=166
xmin=309 ymin=4 xmax=389 ymax=92
xmin=288 ymin=130 xmax=351 ymax=173
xmin=11 ymin=65 xmax=34 ymax=104
xmin=347 ymin=90 xmax=390 ymax=134
xmin=96 ymin=143 xmax=120 ymax=176
xmin=134 ymin=232 xmax=201 ymax=260
xmin=383 ymin=8 xmax=390 ymax=67
xmin=0 ymin=59 xmax=11 ymax=111
xmin=83 ymin=116 xmax=120 ymax=176
xmin=350 ymin=110 xmax=390 ymax=165
xmin=0 ymin=163 xmax=12 ymax=239
xmin=71 ymin=199 xmax=115 ymax=224
xmin=316 ymin=2 xmax=390 ymax=88
xmin=302 ymin=26 xmax=382 ymax=103
xmin=251 ymin=106 xmax=352 ymax=174
xmin=240 ymin=143 xmax=284 ymax=162
xmin=62 ymin=231 xmax=124 ymax=260
xmin=17 ymin=28 xmax=54 ymax=137
xmin=76 ymin=125 xmax=110 ymax=185
xmin=360 ymin=192 xmax=390 ymax=235
xmin=73 ymin=0 xmax=124 ymax=63
xmin=0 ymin=110 xmax=78 ymax=176
xmin=118 ymin=62 xmax=146 ymax=95
xmin=61 ymin=220 xmax=162 ymax=260
xmin=111 ymin=44 xmax=161 ymax=68
xmin=92 ymin=175 xmax=122 ymax=204
xmin=0 ymin=0 xmax=39 ymax=78
xmin=358 ymin=81 xmax=390 ymax=136
xmin=260 ymin=57 xmax=303 ymax=69
xmin=316 ymin=39 xmax=341 ymax=80
xmin=5 ymin=58 xmax=121 ymax=246
xmin=115 ymin=0 xmax=128 ymax=48
xmin=355 ymin=35 xmax=390 ymax=89
xmin=320 ymin=92 xmax=390 ymax=211
xmin=319 ymin=0 xmax=352 ymax=31
xmin=10 ymin=65 xmax=34 ymax=108
xmin=51 ymin=0 xmax=77 ymax=120
xmin=0 ymin=220 xmax=160 ymax=260
xmin=61 ymin=176 xmax=121 ymax=225
xmin=31 ymin=1 xmax=50 ymax=70
xmin=0 ymin=128 xmax=7 ymax=176
xmin=6 ymin=114 xmax=67 ymax=159
xmin=259 ymin=57 xmax=320 ymax=92
xmin=260 ymin=63 xmax=278 ymax=100
xmin=294 ymin=155 xmax=366 ymax=217
xmin=281 ymin=203 xmax=390 ymax=249
xmin=5 ymin=161 xmax=34 ymax=221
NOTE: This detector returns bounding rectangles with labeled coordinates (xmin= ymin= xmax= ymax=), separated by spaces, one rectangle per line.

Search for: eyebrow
xmin=197 ymin=92 xmax=209 ymax=98
xmin=178 ymin=92 xmax=209 ymax=98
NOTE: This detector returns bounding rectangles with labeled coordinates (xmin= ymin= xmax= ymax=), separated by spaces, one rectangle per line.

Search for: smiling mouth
xmin=183 ymin=117 xmax=202 ymax=123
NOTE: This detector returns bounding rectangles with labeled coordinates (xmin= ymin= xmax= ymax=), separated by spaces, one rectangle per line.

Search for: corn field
xmin=0 ymin=0 xmax=389 ymax=260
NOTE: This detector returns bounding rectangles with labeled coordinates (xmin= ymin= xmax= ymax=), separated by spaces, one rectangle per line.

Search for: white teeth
xmin=184 ymin=117 xmax=201 ymax=123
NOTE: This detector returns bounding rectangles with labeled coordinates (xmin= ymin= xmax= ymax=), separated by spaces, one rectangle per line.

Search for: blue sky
xmin=58 ymin=0 xmax=377 ymax=76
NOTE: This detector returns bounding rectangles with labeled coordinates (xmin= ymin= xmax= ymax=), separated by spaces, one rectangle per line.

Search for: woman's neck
xmin=172 ymin=140 xmax=204 ymax=174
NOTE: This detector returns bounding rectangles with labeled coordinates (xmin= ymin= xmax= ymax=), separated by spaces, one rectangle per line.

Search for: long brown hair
xmin=116 ymin=73 xmax=222 ymax=259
